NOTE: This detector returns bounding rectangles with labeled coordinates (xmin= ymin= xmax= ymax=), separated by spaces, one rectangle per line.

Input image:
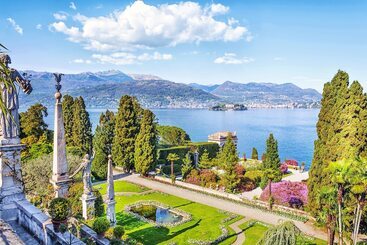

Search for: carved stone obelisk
xmin=0 ymin=54 xmax=32 ymax=221
xmin=106 ymin=155 xmax=116 ymax=226
xmin=50 ymin=73 xmax=72 ymax=198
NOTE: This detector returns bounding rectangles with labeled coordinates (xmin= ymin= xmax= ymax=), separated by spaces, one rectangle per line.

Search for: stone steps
xmin=8 ymin=220 xmax=40 ymax=244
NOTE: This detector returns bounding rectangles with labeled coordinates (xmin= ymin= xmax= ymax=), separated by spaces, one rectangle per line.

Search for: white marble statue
xmin=0 ymin=54 xmax=32 ymax=139
xmin=70 ymin=151 xmax=95 ymax=196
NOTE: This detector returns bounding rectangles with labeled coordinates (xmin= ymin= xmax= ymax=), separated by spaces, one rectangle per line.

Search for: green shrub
xmin=93 ymin=189 xmax=105 ymax=217
xmin=49 ymin=198 xmax=70 ymax=221
xmin=24 ymin=143 xmax=53 ymax=161
xmin=68 ymin=182 xmax=104 ymax=218
xmin=93 ymin=217 xmax=110 ymax=235
xmin=113 ymin=225 xmax=125 ymax=239
xmin=244 ymin=170 xmax=263 ymax=185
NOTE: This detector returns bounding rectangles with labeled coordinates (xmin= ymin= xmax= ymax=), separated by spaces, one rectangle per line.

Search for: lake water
xmin=44 ymin=108 xmax=319 ymax=169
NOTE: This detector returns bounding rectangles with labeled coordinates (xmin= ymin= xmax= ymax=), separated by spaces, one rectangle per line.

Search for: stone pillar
xmin=193 ymin=151 xmax=199 ymax=168
xmin=0 ymin=143 xmax=26 ymax=221
xmin=81 ymin=193 xmax=96 ymax=220
xmin=50 ymin=74 xmax=71 ymax=198
xmin=106 ymin=155 xmax=116 ymax=226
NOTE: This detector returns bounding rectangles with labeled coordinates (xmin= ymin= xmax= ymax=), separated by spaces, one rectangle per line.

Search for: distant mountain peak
xmin=128 ymin=74 xmax=163 ymax=81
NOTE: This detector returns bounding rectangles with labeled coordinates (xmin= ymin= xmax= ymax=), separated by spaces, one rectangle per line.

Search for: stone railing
xmin=154 ymin=175 xmax=311 ymax=222
xmin=15 ymin=199 xmax=84 ymax=244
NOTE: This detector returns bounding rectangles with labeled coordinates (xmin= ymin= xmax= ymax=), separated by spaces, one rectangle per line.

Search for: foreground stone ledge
xmin=15 ymin=199 xmax=84 ymax=244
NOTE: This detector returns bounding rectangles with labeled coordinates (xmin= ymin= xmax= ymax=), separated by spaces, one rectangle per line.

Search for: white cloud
xmin=69 ymin=2 xmax=77 ymax=10
xmin=214 ymin=53 xmax=254 ymax=65
xmin=72 ymin=59 xmax=92 ymax=64
xmin=50 ymin=1 xmax=249 ymax=51
xmin=208 ymin=3 xmax=229 ymax=15
xmin=36 ymin=24 xmax=42 ymax=30
xmin=92 ymin=52 xmax=173 ymax=65
xmin=53 ymin=12 xmax=68 ymax=21
xmin=7 ymin=18 xmax=23 ymax=35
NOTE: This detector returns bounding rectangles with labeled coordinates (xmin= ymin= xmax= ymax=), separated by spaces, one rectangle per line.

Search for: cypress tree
xmin=92 ymin=110 xmax=115 ymax=180
xmin=218 ymin=134 xmax=240 ymax=192
xmin=72 ymin=96 xmax=92 ymax=154
xmin=134 ymin=109 xmax=157 ymax=176
xmin=62 ymin=95 xmax=74 ymax=146
xmin=263 ymin=133 xmax=281 ymax=170
xmin=308 ymin=71 xmax=349 ymax=215
xmin=251 ymin=147 xmax=259 ymax=160
xmin=112 ymin=95 xmax=140 ymax=171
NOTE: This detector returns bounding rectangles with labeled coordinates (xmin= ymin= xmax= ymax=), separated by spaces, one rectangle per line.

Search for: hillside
xmin=209 ymin=81 xmax=321 ymax=107
xmin=18 ymin=70 xmax=321 ymax=109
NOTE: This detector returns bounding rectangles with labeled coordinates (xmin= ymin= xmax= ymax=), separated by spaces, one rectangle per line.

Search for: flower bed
xmin=125 ymin=200 xmax=192 ymax=227
xmin=260 ymin=181 xmax=308 ymax=209
xmin=284 ymin=159 xmax=299 ymax=167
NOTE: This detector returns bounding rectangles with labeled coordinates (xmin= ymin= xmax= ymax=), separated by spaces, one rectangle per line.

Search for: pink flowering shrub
xmin=260 ymin=181 xmax=308 ymax=209
xmin=279 ymin=163 xmax=288 ymax=174
xmin=284 ymin=159 xmax=298 ymax=167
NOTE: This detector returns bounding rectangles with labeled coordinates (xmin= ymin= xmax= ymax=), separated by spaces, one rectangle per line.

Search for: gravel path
xmin=122 ymin=174 xmax=327 ymax=241
xmin=229 ymin=217 xmax=250 ymax=245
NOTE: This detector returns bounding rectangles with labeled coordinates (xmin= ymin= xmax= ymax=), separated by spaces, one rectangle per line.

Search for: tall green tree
xmin=251 ymin=147 xmax=259 ymax=160
xmin=20 ymin=103 xmax=49 ymax=145
xmin=157 ymin=125 xmax=191 ymax=145
xmin=134 ymin=109 xmax=157 ymax=176
xmin=263 ymin=133 xmax=281 ymax=170
xmin=72 ymin=96 xmax=92 ymax=154
xmin=308 ymin=71 xmax=367 ymax=244
xmin=218 ymin=134 xmax=239 ymax=192
xmin=112 ymin=95 xmax=141 ymax=171
xmin=92 ymin=110 xmax=115 ymax=180
xmin=62 ymin=95 xmax=74 ymax=146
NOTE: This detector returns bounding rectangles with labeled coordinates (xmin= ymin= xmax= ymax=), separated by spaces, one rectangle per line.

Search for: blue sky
xmin=1 ymin=0 xmax=366 ymax=91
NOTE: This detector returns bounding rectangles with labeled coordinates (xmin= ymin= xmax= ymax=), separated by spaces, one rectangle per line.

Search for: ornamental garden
xmin=17 ymin=70 xmax=367 ymax=244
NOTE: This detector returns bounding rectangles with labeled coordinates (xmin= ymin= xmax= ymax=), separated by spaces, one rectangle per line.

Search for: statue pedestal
xmin=0 ymin=143 xmax=26 ymax=221
xmin=106 ymin=200 xmax=116 ymax=226
xmin=49 ymin=177 xmax=72 ymax=198
xmin=81 ymin=193 xmax=96 ymax=220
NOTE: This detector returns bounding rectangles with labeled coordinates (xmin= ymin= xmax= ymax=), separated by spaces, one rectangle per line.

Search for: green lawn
xmin=94 ymin=181 xmax=241 ymax=245
xmin=94 ymin=180 xmax=148 ymax=195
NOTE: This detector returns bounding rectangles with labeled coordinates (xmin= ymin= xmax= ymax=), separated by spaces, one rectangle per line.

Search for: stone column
xmin=0 ymin=143 xmax=26 ymax=221
xmin=106 ymin=155 xmax=116 ymax=226
xmin=50 ymin=74 xmax=71 ymax=198
xmin=81 ymin=193 xmax=96 ymax=220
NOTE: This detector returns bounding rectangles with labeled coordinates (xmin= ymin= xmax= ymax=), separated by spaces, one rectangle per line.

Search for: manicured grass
xmin=94 ymin=180 xmax=148 ymax=195
xmin=239 ymin=220 xmax=269 ymax=245
xmin=94 ymin=181 xmax=241 ymax=245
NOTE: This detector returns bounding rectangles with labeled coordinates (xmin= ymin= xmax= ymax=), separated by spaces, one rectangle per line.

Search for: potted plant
xmin=49 ymin=197 xmax=71 ymax=232
xmin=92 ymin=217 xmax=110 ymax=237
xmin=113 ymin=225 xmax=125 ymax=240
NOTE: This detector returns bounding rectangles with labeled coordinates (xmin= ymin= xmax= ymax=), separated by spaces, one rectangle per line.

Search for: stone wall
xmin=15 ymin=199 xmax=84 ymax=244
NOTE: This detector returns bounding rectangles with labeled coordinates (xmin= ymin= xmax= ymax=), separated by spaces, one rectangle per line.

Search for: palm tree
xmin=326 ymin=159 xmax=353 ymax=245
xmin=264 ymin=169 xmax=278 ymax=210
xmin=317 ymin=186 xmax=337 ymax=245
xmin=257 ymin=221 xmax=301 ymax=245
xmin=167 ymin=153 xmax=179 ymax=183
xmin=349 ymin=158 xmax=367 ymax=245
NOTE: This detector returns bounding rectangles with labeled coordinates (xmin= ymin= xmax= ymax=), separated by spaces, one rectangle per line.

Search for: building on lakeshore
xmin=208 ymin=131 xmax=238 ymax=147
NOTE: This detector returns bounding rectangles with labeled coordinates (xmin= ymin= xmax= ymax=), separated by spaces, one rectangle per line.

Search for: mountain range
xmin=18 ymin=70 xmax=321 ymax=109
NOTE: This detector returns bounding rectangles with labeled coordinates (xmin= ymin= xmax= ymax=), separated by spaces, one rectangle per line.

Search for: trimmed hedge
xmin=162 ymin=164 xmax=182 ymax=175
xmin=157 ymin=142 xmax=219 ymax=164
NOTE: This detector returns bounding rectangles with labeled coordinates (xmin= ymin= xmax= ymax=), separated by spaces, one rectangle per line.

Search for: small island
xmin=210 ymin=103 xmax=248 ymax=111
